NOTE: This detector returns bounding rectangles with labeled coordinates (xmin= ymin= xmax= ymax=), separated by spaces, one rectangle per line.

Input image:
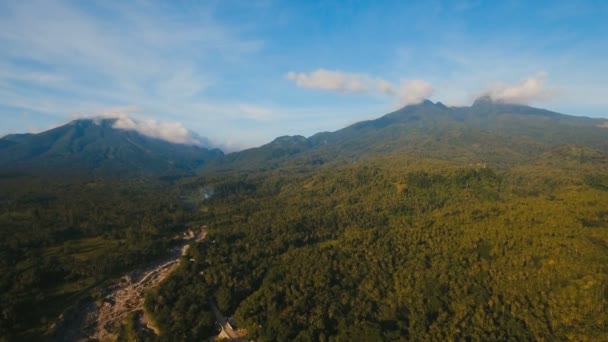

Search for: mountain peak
xmin=394 ymin=99 xmax=437 ymax=112
xmin=68 ymin=115 xmax=213 ymax=148
xmin=0 ymin=119 xmax=223 ymax=177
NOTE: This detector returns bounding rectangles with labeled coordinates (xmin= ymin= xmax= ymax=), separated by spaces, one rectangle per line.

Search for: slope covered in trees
xmin=146 ymin=149 xmax=608 ymax=341
xmin=0 ymin=118 xmax=223 ymax=178
xmin=211 ymin=99 xmax=608 ymax=172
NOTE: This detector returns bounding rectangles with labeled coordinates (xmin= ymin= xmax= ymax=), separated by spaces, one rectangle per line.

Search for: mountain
xmin=213 ymin=98 xmax=608 ymax=171
xmin=0 ymin=118 xmax=223 ymax=178
xmin=5 ymin=100 xmax=605 ymax=177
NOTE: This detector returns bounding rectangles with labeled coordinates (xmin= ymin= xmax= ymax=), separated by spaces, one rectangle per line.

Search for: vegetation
xmin=0 ymin=176 xmax=201 ymax=339
xmin=146 ymin=153 xmax=607 ymax=341
xmin=0 ymin=118 xmax=222 ymax=177
xmin=212 ymin=100 xmax=608 ymax=173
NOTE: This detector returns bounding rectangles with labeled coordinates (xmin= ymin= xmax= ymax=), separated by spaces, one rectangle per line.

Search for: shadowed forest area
xmin=0 ymin=176 xmax=203 ymax=340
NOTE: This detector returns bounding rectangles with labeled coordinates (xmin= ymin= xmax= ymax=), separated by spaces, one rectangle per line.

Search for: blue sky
xmin=1 ymin=0 xmax=607 ymax=150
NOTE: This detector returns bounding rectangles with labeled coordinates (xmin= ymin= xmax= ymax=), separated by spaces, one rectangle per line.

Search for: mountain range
xmin=214 ymin=97 xmax=608 ymax=171
xmin=1 ymin=97 xmax=607 ymax=176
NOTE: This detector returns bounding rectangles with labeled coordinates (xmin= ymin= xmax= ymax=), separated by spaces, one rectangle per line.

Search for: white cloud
xmin=0 ymin=1 xmax=261 ymax=119
xmin=480 ymin=73 xmax=555 ymax=104
xmin=73 ymin=106 xmax=211 ymax=147
xmin=286 ymin=69 xmax=373 ymax=93
xmin=112 ymin=116 xmax=208 ymax=146
xmin=286 ymin=69 xmax=433 ymax=106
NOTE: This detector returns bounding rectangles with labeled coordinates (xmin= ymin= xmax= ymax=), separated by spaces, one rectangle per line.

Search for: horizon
xmin=1 ymin=1 xmax=607 ymax=149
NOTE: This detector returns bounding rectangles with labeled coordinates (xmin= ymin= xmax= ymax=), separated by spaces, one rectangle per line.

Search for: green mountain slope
xmin=0 ymin=118 xmax=223 ymax=177
xmin=214 ymin=98 xmax=608 ymax=171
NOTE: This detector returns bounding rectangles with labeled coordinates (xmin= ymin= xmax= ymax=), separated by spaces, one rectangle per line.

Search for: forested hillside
xmin=145 ymin=149 xmax=608 ymax=341
xmin=212 ymin=99 xmax=608 ymax=172
xmin=0 ymin=118 xmax=222 ymax=177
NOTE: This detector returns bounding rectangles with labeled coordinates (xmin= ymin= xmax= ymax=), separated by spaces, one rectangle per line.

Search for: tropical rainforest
xmin=145 ymin=150 xmax=607 ymax=341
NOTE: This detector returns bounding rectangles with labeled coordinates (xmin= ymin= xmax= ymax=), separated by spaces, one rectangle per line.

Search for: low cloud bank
xmin=286 ymin=69 xmax=433 ymax=106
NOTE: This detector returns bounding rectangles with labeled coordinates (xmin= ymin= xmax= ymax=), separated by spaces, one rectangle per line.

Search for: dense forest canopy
xmin=145 ymin=151 xmax=607 ymax=341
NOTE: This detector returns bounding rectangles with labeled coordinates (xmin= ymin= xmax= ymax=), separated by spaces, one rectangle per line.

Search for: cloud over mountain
xmin=286 ymin=69 xmax=433 ymax=106
xmin=75 ymin=106 xmax=212 ymax=147
xmin=480 ymin=73 xmax=555 ymax=104
xmin=111 ymin=116 xmax=210 ymax=147
xmin=396 ymin=80 xmax=434 ymax=107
